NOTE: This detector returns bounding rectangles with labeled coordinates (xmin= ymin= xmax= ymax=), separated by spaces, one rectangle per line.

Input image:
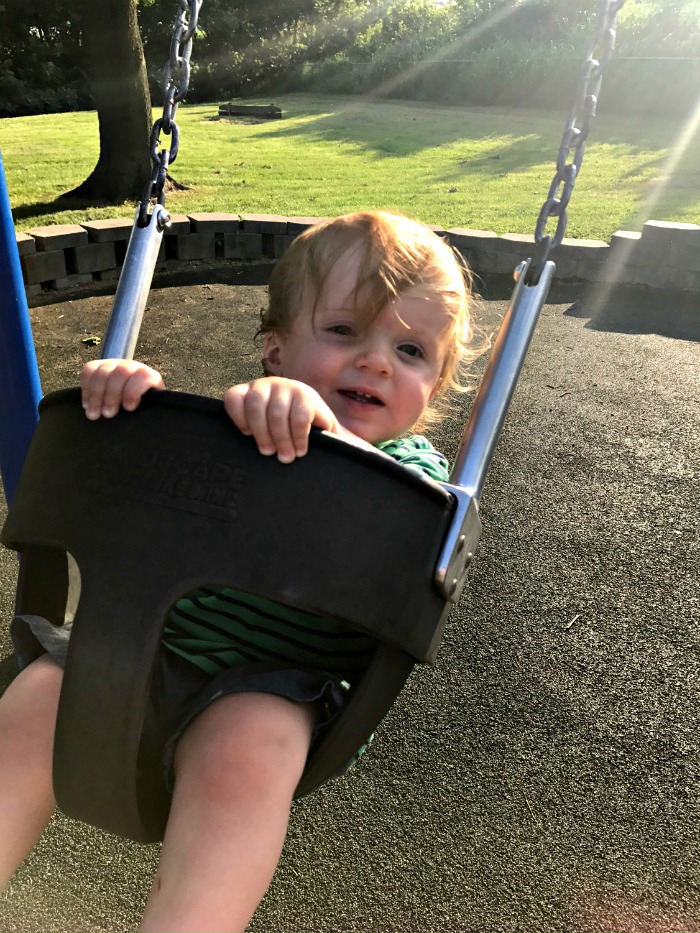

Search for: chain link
xmin=528 ymin=0 xmax=626 ymax=283
xmin=138 ymin=0 xmax=203 ymax=227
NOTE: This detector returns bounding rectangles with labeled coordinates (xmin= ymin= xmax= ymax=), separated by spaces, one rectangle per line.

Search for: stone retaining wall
xmin=15 ymin=213 xmax=700 ymax=297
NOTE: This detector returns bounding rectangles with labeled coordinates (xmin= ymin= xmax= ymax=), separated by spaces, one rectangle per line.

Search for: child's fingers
xmin=248 ymin=381 xmax=291 ymax=459
xmin=80 ymin=360 xmax=163 ymax=420
xmin=224 ymin=379 xmax=338 ymax=463
xmin=81 ymin=360 xmax=118 ymax=419
xmin=223 ymin=384 xmax=253 ymax=435
xmin=287 ymin=392 xmax=317 ymax=458
xmin=121 ymin=367 xmax=165 ymax=411
xmin=309 ymin=398 xmax=339 ymax=435
xmin=225 ymin=380 xmax=277 ymax=455
xmin=265 ymin=384 xmax=306 ymax=463
xmin=225 ymin=380 xmax=302 ymax=462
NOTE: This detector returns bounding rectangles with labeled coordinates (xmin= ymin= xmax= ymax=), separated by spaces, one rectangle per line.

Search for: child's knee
xmin=1 ymin=655 xmax=63 ymax=718
xmin=0 ymin=656 xmax=62 ymax=764
xmin=174 ymin=693 xmax=314 ymax=804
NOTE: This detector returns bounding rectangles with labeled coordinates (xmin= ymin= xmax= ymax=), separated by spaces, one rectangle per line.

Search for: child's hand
xmin=80 ymin=359 xmax=165 ymax=420
xmin=224 ymin=377 xmax=340 ymax=463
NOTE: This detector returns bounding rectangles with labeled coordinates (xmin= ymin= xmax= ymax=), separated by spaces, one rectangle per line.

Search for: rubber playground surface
xmin=0 ymin=263 xmax=698 ymax=932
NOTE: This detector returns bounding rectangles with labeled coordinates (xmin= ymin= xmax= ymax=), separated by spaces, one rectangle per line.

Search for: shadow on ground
xmin=565 ymin=282 xmax=700 ymax=343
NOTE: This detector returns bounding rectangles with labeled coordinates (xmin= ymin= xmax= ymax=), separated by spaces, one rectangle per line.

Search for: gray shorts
xmin=10 ymin=614 xmax=365 ymax=789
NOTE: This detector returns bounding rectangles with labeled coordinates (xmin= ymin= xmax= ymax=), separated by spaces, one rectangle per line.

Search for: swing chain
xmin=528 ymin=0 xmax=626 ymax=284
xmin=138 ymin=0 xmax=203 ymax=228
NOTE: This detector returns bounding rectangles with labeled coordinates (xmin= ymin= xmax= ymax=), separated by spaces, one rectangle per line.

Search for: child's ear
xmin=262 ymin=331 xmax=283 ymax=374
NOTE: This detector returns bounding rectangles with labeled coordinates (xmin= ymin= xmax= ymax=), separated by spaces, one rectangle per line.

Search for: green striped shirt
xmin=163 ymin=436 xmax=449 ymax=676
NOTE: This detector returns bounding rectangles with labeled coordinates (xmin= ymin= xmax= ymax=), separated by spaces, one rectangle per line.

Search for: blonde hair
xmin=260 ymin=210 xmax=480 ymax=429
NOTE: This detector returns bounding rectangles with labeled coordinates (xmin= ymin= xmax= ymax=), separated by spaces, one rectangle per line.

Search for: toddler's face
xmin=264 ymin=249 xmax=452 ymax=444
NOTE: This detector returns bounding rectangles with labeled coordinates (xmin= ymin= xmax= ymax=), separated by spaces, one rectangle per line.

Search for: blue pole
xmin=0 ymin=148 xmax=42 ymax=505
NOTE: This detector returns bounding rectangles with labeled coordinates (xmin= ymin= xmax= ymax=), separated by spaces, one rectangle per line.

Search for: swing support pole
xmin=99 ymin=1 xmax=202 ymax=360
xmin=434 ymin=0 xmax=625 ymax=602
xmin=101 ymin=205 xmax=170 ymax=360
xmin=452 ymin=258 xmax=555 ymax=502
xmin=0 ymin=149 xmax=42 ymax=505
xmin=435 ymin=258 xmax=555 ymax=603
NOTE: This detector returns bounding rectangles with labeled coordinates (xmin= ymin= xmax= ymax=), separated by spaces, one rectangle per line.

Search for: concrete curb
xmin=16 ymin=215 xmax=700 ymax=297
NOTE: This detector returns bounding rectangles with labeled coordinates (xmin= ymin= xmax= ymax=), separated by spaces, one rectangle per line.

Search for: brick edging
xmin=16 ymin=214 xmax=700 ymax=297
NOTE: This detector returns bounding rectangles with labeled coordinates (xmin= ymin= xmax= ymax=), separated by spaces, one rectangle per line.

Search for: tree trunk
xmin=64 ymin=0 xmax=151 ymax=203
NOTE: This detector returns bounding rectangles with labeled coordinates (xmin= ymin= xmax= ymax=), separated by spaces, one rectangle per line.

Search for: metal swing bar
xmin=102 ymin=0 xmax=202 ymax=360
xmin=452 ymin=0 xmax=627 ymax=502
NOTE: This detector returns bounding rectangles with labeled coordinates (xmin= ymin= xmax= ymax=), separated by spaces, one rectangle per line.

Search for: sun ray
xmin=356 ymin=0 xmax=531 ymax=104
xmin=585 ymin=86 xmax=700 ymax=317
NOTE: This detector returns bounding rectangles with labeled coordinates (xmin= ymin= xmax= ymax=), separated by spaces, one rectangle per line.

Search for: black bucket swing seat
xmin=3 ymin=382 xmax=482 ymax=842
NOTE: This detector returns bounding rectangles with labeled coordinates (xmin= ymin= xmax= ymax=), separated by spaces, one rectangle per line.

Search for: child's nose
xmin=355 ymin=337 xmax=392 ymax=375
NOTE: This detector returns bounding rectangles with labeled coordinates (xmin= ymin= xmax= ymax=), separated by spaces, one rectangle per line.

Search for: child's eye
xmin=398 ymin=343 xmax=424 ymax=359
xmin=327 ymin=324 xmax=355 ymax=336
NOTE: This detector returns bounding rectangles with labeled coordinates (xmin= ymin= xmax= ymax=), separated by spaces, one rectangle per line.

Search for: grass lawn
xmin=2 ymin=93 xmax=699 ymax=240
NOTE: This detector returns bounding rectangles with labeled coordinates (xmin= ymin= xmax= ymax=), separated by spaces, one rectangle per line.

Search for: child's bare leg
xmin=0 ymin=655 xmax=60 ymax=889
xmin=139 ymin=691 xmax=316 ymax=933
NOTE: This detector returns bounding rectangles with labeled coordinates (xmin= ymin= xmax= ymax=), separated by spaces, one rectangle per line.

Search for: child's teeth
xmin=343 ymin=389 xmax=381 ymax=404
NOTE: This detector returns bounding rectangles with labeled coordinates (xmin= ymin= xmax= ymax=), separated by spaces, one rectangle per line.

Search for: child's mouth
xmin=339 ymin=389 xmax=383 ymax=406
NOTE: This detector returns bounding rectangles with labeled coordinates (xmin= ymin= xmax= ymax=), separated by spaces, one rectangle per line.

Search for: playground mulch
xmin=0 ymin=264 xmax=698 ymax=932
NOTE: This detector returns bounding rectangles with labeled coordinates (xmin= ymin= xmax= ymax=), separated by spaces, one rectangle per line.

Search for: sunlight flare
xmin=586 ymin=86 xmax=700 ymax=316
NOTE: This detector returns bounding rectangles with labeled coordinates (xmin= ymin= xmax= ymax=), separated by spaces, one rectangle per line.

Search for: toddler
xmin=0 ymin=209 xmax=478 ymax=932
